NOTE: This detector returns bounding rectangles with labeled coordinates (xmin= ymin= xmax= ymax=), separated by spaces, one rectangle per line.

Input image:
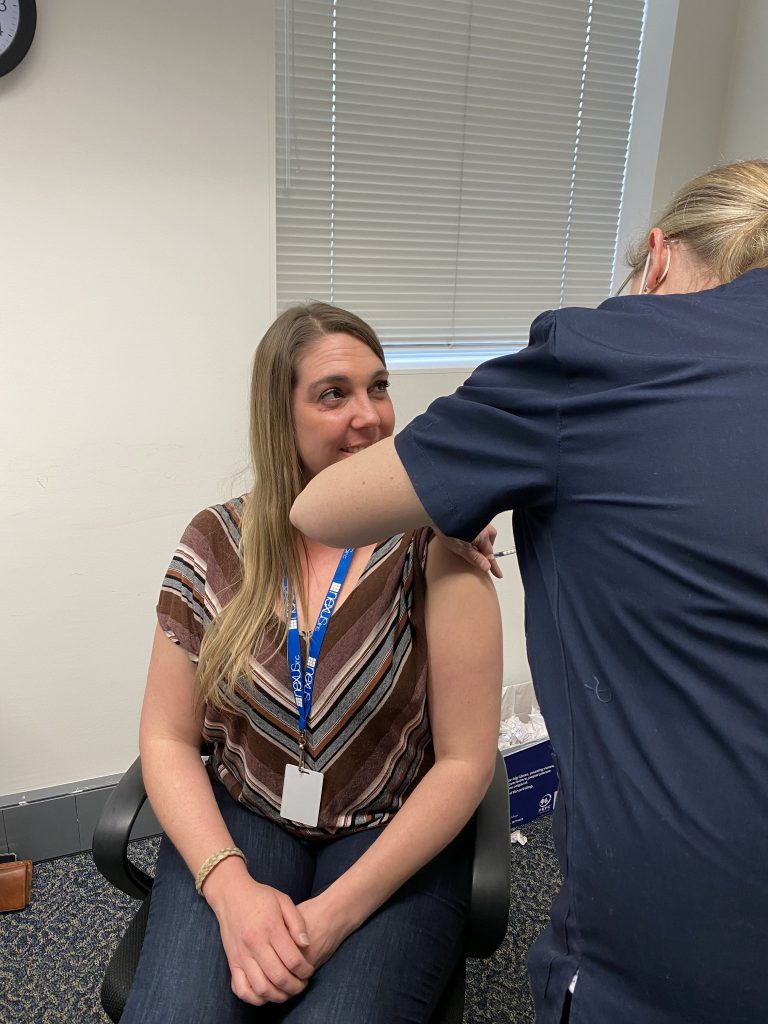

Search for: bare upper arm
xmin=291 ymin=436 xmax=431 ymax=546
xmin=423 ymin=539 xmax=503 ymax=766
xmin=139 ymin=623 xmax=203 ymax=752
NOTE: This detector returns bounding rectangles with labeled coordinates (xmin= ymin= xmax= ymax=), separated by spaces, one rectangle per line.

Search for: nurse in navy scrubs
xmin=292 ymin=160 xmax=768 ymax=1024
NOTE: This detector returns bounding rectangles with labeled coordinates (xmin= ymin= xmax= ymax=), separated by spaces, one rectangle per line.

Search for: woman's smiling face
xmin=291 ymin=332 xmax=395 ymax=481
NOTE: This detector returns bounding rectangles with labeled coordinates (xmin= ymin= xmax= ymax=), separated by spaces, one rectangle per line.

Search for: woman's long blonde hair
xmin=626 ymin=159 xmax=768 ymax=283
xmin=196 ymin=302 xmax=386 ymax=710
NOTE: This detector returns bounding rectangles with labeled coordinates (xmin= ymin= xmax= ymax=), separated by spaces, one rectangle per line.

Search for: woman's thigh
xmin=120 ymin=783 xmax=315 ymax=1024
xmin=280 ymin=824 xmax=474 ymax=1024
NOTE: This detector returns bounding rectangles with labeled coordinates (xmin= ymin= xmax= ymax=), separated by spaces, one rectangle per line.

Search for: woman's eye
xmin=372 ymin=380 xmax=391 ymax=393
xmin=319 ymin=387 xmax=344 ymax=402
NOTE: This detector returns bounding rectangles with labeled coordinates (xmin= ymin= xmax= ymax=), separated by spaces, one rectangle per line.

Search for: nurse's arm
xmin=290 ymin=436 xmax=430 ymax=546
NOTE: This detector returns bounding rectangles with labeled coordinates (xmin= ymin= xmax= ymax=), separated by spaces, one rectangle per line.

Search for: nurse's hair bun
xmin=626 ymin=158 xmax=768 ymax=284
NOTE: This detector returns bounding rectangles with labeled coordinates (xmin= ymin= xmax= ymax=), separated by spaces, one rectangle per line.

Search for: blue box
xmin=502 ymin=738 xmax=560 ymax=827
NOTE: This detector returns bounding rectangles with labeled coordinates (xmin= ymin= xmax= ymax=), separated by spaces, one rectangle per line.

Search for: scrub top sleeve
xmin=394 ymin=311 xmax=567 ymax=540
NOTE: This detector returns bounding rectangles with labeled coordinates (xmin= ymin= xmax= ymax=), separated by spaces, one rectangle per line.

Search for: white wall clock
xmin=0 ymin=0 xmax=36 ymax=78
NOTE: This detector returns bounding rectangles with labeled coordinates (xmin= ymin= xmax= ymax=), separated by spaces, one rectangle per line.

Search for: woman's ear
xmin=642 ymin=227 xmax=670 ymax=293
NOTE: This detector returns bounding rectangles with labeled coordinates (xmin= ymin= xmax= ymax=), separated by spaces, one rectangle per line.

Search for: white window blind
xmin=276 ymin=0 xmax=645 ymax=362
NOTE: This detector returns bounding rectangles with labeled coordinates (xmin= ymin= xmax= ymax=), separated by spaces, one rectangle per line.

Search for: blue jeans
xmin=121 ymin=781 xmax=472 ymax=1024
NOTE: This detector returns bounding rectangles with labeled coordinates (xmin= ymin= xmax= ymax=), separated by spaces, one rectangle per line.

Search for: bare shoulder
xmin=424 ymin=532 xmax=495 ymax=589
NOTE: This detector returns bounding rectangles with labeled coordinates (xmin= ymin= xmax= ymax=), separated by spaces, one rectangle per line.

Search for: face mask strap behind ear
xmin=638 ymin=243 xmax=672 ymax=294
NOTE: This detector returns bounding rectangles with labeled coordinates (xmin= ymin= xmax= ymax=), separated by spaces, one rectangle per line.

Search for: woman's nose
xmin=349 ymin=393 xmax=381 ymax=429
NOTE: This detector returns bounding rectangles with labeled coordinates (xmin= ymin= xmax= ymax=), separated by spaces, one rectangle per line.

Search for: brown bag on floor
xmin=0 ymin=857 xmax=33 ymax=912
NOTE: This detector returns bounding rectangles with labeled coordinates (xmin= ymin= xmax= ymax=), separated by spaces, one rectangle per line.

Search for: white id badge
xmin=280 ymin=765 xmax=324 ymax=827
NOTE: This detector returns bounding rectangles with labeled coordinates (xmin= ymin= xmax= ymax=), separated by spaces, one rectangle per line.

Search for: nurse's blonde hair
xmin=195 ymin=302 xmax=385 ymax=711
xmin=626 ymin=159 xmax=768 ymax=283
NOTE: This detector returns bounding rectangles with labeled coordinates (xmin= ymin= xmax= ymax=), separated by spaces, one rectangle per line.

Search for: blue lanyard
xmin=284 ymin=548 xmax=355 ymax=736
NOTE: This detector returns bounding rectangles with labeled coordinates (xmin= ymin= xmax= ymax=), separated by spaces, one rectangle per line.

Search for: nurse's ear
xmin=641 ymin=228 xmax=672 ymax=293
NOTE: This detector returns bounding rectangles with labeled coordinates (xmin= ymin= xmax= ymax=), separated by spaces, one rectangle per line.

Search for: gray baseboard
xmin=0 ymin=774 xmax=161 ymax=863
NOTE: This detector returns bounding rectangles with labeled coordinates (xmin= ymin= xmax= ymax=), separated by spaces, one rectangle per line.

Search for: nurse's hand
xmin=435 ymin=524 xmax=503 ymax=578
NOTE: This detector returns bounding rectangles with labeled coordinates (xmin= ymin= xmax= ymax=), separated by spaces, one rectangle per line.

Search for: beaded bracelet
xmin=194 ymin=847 xmax=247 ymax=896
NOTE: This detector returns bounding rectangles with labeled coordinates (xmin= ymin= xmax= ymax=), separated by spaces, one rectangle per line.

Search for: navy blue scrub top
xmin=395 ymin=268 xmax=768 ymax=1024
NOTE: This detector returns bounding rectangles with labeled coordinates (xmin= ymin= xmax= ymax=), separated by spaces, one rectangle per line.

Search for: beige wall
xmin=3 ymin=0 xmax=765 ymax=794
xmin=1 ymin=0 xmax=275 ymax=793
xmin=719 ymin=0 xmax=768 ymax=159
xmin=651 ymin=0 xmax=740 ymax=218
xmin=649 ymin=0 xmax=768 ymax=220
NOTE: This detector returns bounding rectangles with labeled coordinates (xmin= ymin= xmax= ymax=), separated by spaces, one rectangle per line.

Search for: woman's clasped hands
xmin=203 ymin=860 xmax=316 ymax=1006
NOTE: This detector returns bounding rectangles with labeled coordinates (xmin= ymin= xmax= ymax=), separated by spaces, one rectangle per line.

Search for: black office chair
xmin=93 ymin=751 xmax=511 ymax=1023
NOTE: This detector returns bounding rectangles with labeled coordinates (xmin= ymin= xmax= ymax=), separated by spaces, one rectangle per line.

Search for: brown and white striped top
xmin=157 ymin=497 xmax=435 ymax=839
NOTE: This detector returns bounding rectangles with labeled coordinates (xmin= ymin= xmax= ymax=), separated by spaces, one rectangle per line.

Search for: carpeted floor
xmin=0 ymin=818 xmax=561 ymax=1024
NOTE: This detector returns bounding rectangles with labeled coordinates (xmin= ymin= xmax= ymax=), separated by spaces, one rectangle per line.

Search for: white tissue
xmin=498 ymin=709 xmax=548 ymax=749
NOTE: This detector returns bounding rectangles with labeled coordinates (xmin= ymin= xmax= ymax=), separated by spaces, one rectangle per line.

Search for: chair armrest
xmin=465 ymin=750 xmax=511 ymax=957
xmin=92 ymin=756 xmax=155 ymax=901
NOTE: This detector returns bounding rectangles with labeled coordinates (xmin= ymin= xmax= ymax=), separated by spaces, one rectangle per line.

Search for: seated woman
xmin=121 ymin=302 xmax=503 ymax=1024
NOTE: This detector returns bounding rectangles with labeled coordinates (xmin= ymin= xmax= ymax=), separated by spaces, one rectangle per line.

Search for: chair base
xmin=101 ymin=895 xmax=150 ymax=1023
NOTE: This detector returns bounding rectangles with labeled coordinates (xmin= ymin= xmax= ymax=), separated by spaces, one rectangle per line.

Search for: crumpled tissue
xmin=498 ymin=708 xmax=547 ymax=750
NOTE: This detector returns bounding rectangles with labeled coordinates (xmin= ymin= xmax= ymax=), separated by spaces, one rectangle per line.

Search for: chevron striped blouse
xmin=157 ymin=497 xmax=435 ymax=839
